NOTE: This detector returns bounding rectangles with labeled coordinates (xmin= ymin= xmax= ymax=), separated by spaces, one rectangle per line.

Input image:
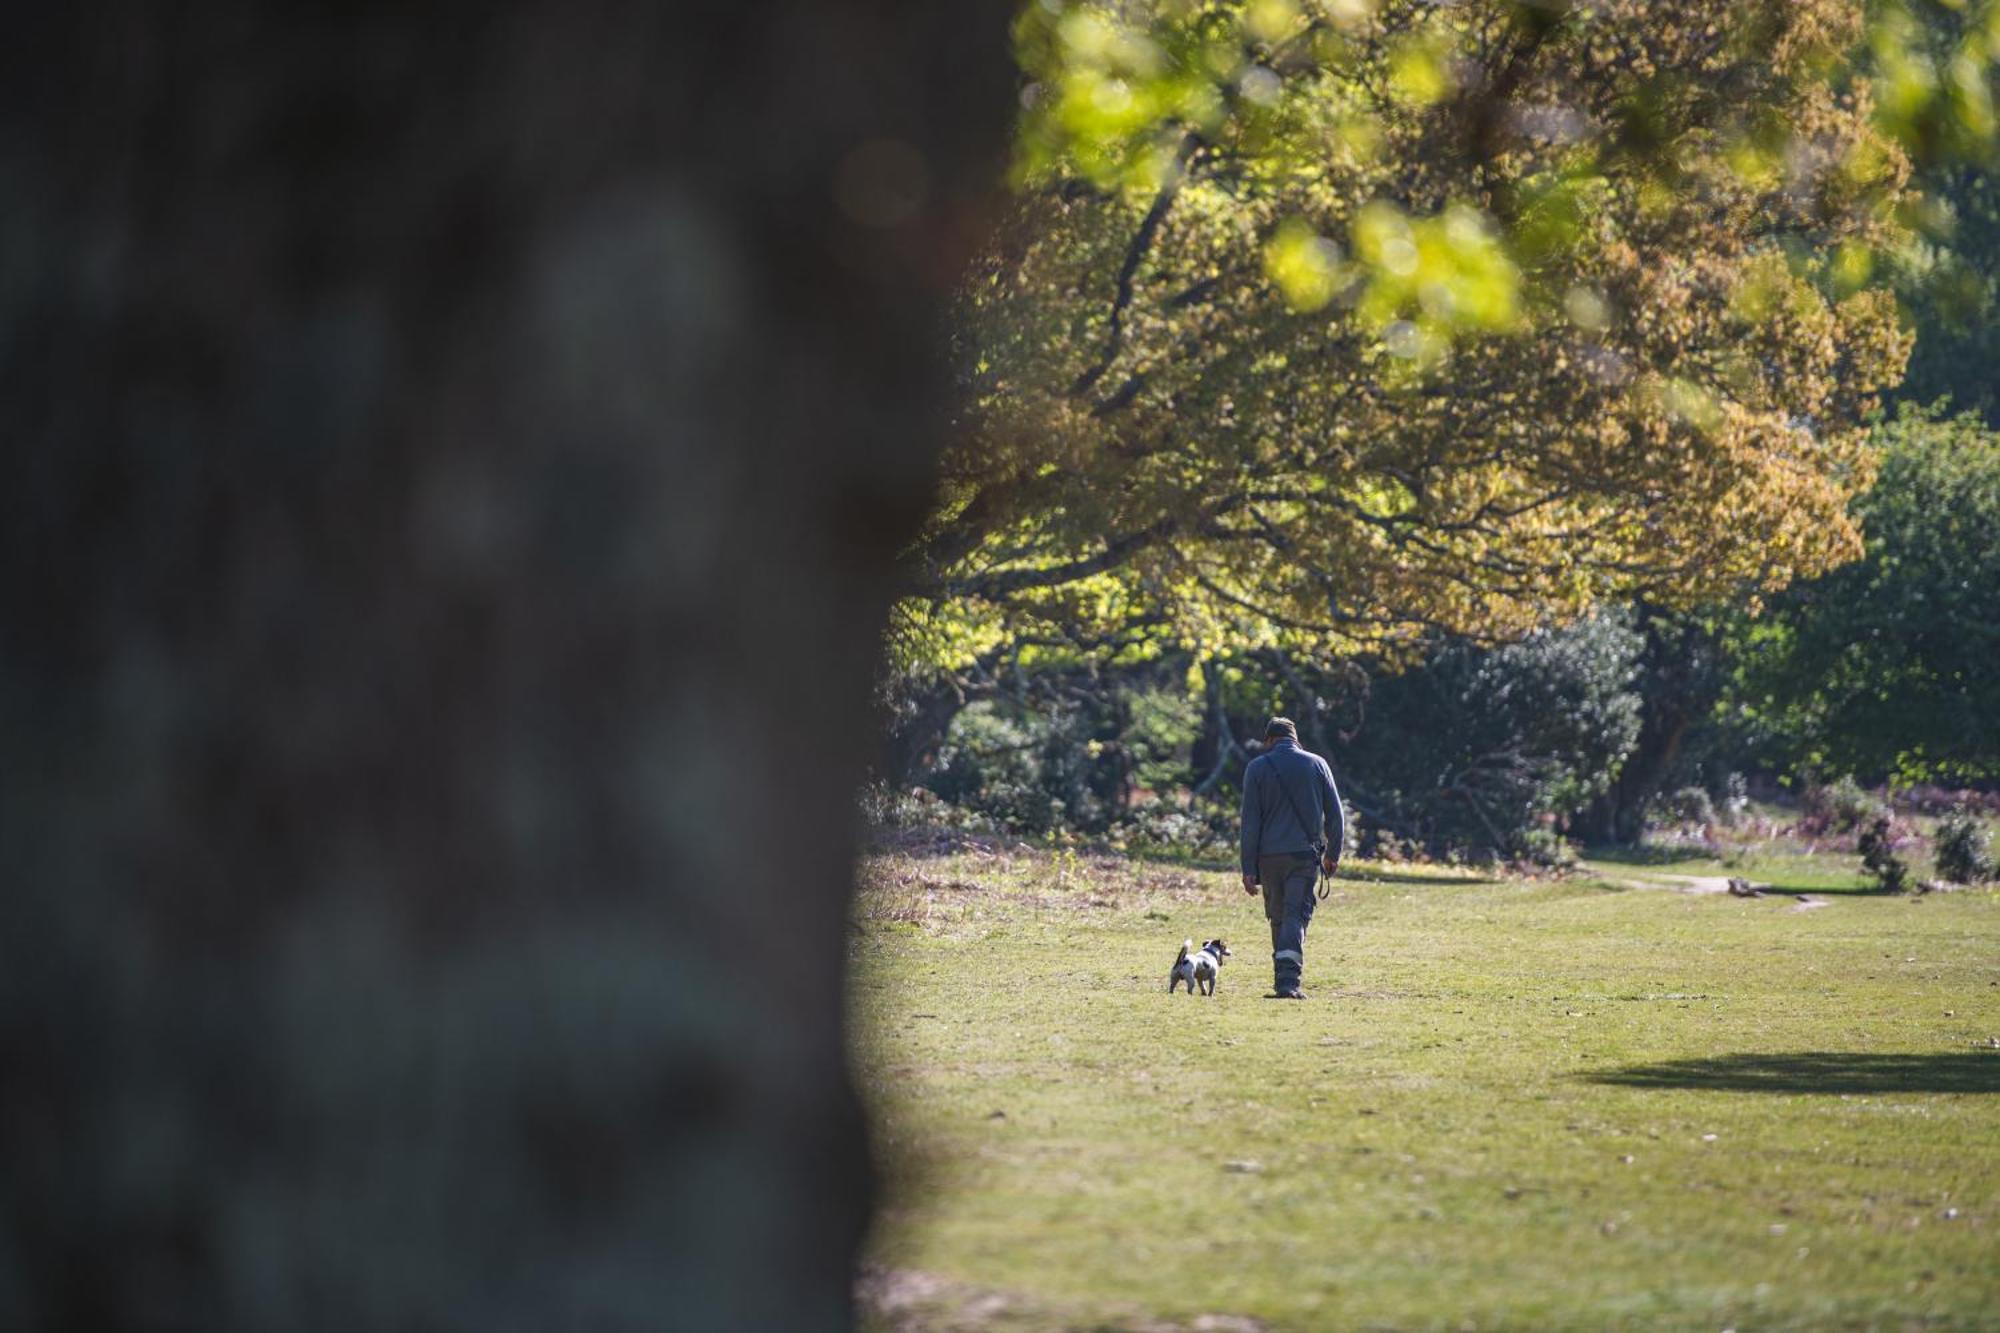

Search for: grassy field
xmin=850 ymin=841 xmax=2000 ymax=1331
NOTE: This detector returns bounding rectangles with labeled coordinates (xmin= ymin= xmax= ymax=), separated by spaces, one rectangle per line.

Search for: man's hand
xmin=1242 ymin=873 xmax=1257 ymax=895
xmin=1321 ymin=852 xmax=1339 ymax=876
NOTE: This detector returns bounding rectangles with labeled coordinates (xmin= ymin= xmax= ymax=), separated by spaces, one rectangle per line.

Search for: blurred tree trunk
xmin=0 ymin=4 xmax=1010 ymax=1330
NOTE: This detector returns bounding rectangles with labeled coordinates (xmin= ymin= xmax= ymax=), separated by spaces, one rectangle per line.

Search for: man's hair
xmin=1265 ymin=716 xmax=1298 ymax=740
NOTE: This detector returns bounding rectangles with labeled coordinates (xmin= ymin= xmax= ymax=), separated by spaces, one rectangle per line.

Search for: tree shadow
xmin=1588 ymin=1051 xmax=2000 ymax=1095
xmin=1750 ymin=880 xmax=1891 ymax=897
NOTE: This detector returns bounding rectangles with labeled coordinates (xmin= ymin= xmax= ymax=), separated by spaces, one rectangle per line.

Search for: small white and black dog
xmin=1168 ymin=938 xmax=1231 ymax=995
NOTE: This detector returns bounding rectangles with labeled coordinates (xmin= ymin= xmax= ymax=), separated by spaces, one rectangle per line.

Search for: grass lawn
xmin=850 ymin=843 xmax=2000 ymax=1331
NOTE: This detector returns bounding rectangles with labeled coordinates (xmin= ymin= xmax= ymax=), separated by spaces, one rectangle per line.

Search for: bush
xmin=1331 ymin=613 xmax=1644 ymax=860
xmin=1358 ymin=822 xmax=1421 ymax=864
xmin=1800 ymin=774 xmax=1882 ymax=835
xmin=1123 ymin=687 xmax=1202 ymax=795
xmin=1720 ymin=772 xmax=1750 ymax=824
xmin=917 ymin=671 xmax=1210 ymax=837
xmin=1652 ymin=786 xmax=1717 ymax=829
xmin=1108 ymin=804 xmax=1232 ymax=858
xmin=926 ymin=702 xmax=1065 ymax=832
xmin=1644 ymin=830 xmax=1726 ymax=861
xmin=1933 ymin=808 xmax=1996 ymax=884
xmin=1514 ymin=825 xmax=1580 ymax=872
xmin=1899 ymin=784 xmax=2000 ymax=817
xmin=1858 ymin=813 xmax=1912 ymax=894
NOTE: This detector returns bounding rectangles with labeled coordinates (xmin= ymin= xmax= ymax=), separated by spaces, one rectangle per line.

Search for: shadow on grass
xmin=1588 ymin=1051 xmax=2000 ymax=1095
xmin=1750 ymin=880 xmax=1892 ymax=897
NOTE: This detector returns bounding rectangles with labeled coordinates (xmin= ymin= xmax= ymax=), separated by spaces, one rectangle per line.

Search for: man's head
xmin=1265 ymin=716 xmax=1298 ymax=744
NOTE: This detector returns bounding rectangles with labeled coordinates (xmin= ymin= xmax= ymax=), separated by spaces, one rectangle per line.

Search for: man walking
xmin=1240 ymin=717 xmax=1347 ymax=999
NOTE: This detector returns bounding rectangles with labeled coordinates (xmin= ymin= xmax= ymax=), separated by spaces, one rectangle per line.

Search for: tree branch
xmin=942 ymin=518 xmax=1175 ymax=601
xmin=1070 ymin=132 xmax=1200 ymax=397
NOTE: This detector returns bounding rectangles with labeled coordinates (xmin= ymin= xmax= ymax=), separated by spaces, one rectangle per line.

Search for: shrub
xmin=926 ymin=699 xmax=1128 ymax=833
xmin=1514 ymin=825 xmax=1579 ymax=872
xmin=1858 ymin=813 xmax=1912 ymax=894
xmin=1644 ymin=830 xmax=1726 ymax=861
xmin=1800 ymin=774 xmax=1882 ymax=835
xmin=1359 ymin=823 xmax=1421 ymax=864
xmin=1109 ymin=805 xmax=1232 ymax=858
xmin=1900 ymin=784 xmax=2000 ymax=818
xmin=1720 ymin=772 xmax=1750 ymax=824
xmin=927 ymin=703 xmax=1055 ymax=831
xmin=1123 ymin=687 xmax=1202 ymax=794
xmin=1933 ymin=808 xmax=1996 ymax=885
xmin=1331 ymin=612 xmax=1644 ymax=860
xmin=1653 ymin=786 xmax=1717 ymax=829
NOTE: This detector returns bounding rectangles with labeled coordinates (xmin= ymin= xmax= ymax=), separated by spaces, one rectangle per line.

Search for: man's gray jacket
xmin=1239 ymin=738 xmax=1347 ymax=880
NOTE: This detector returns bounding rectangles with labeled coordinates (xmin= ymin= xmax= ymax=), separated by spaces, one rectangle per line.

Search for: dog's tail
xmin=1176 ymin=939 xmax=1192 ymax=964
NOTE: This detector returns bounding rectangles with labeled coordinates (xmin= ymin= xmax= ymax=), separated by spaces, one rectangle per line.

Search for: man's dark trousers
xmin=1258 ymin=851 xmax=1318 ymax=993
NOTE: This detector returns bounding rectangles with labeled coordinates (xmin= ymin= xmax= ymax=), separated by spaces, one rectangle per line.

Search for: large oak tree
xmin=901 ymin=0 xmax=1932 ymax=678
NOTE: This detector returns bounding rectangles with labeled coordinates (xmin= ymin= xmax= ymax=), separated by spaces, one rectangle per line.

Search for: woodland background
xmin=879 ymin=0 xmax=2000 ymax=879
xmin=5 ymin=2 xmax=1999 ymax=1330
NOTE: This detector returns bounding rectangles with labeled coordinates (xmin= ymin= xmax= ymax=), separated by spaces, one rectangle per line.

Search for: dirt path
xmin=1654 ymin=873 xmax=1736 ymax=894
xmin=1587 ymin=869 xmax=1733 ymax=894
xmin=1593 ymin=868 xmax=1830 ymax=909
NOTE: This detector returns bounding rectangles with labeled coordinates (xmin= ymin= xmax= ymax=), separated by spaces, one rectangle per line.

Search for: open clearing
xmin=851 ymin=844 xmax=2000 ymax=1331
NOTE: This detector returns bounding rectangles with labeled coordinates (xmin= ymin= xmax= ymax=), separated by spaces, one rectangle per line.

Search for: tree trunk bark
xmin=1579 ymin=715 xmax=1692 ymax=844
xmin=1271 ymin=650 xmax=1334 ymax=759
xmin=880 ymin=676 xmax=975 ymax=789
xmin=0 ymin=5 xmax=1012 ymax=1330
xmin=1577 ymin=610 xmax=1718 ymax=845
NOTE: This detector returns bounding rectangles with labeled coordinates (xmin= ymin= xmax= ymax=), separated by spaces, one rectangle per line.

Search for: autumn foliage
xmin=899 ymin=0 xmax=1938 ymax=671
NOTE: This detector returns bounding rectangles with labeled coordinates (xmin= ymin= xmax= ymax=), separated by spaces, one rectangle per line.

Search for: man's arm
xmin=1318 ymin=757 xmax=1347 ymax=869
xmin=1239 ymin=759 xmax=1262 ymax=893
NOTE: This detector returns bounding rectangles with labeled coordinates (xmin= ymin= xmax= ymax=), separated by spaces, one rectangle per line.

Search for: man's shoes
xmin=1267 ymin=988 xmax=1307 ymax=1000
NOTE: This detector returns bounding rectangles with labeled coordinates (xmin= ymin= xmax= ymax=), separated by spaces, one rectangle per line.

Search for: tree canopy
xmin=1895 ymin=163 xmax=2000 ymax=423
xmin=893 ymin=0 xmax=1998 ymax=677
xmin=1721 ymin=405 xmax=2000 ymax=784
